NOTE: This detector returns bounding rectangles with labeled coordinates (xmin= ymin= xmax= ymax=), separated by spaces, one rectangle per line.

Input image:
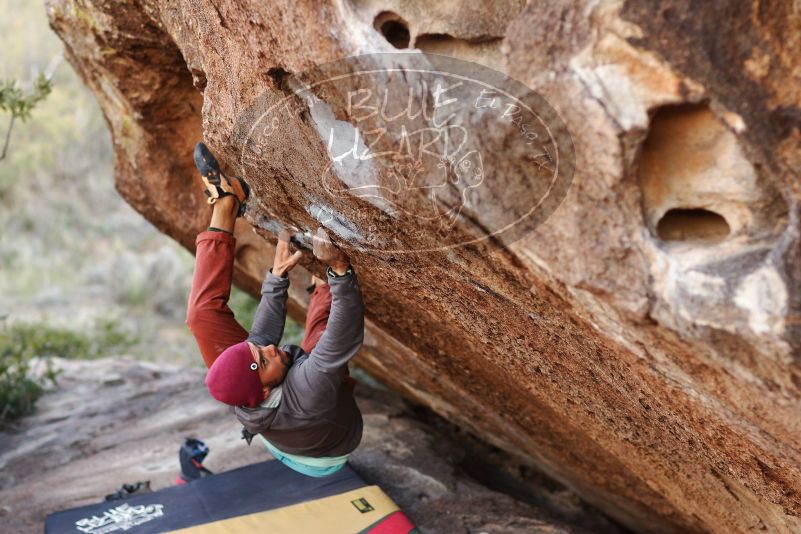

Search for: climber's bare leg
xmin=208 ymin=195 xmax=239 ymax=234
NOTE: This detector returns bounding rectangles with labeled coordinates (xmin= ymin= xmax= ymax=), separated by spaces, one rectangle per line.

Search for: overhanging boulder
xmin=46 ymin=1 xmax=801 ymax=532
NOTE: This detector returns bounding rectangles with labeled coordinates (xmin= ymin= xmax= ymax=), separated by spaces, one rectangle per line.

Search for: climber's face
xmin=248 ymin=342 xmax=290 ymax=391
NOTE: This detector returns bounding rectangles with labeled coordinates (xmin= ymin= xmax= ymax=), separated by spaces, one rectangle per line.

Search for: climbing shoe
xmin=194 ymin=142 xmax=250 ymax=217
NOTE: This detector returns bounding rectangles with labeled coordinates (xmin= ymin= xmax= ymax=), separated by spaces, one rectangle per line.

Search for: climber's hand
xmin=312 ymin=228 xmax=350 ymax=276
xmin=272 ymin=229 xmax=303 ymax=277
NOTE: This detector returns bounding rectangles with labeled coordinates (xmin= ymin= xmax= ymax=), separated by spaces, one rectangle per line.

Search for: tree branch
xmin=0 ymin=114 xmax=14 ymax=162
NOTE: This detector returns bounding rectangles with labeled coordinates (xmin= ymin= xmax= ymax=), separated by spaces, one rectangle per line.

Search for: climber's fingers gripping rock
xmin=271 ymin=229 xmax=303 ymax=277
xmin=312 ymin=228 xmax=350 ymax=275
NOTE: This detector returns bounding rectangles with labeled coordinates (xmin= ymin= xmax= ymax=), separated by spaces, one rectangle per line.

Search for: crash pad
xmin=45 ymin=460 xmax=416 ymax=533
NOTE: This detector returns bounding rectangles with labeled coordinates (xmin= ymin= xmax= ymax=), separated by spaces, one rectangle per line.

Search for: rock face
xmin=0 ymin=358 xmax=623 ymax=534
xmin=46 ymin=1 xmax=800 ymax=533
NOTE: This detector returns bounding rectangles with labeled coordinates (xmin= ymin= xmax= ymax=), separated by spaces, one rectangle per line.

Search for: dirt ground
xmin=0 ymin=357 xmax=625 ymax=533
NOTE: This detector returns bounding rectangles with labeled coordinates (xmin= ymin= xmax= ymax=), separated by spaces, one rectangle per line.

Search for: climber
xmin=185 ymin=142 xmax=365 ymax=478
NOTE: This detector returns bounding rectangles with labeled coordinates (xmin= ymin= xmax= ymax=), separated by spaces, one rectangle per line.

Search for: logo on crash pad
xmin=75 ymin=503 xmax=164 ymax=533
xmin=351 ymin=497 xmax=375 ymax=513
xmin=236 ymin=52 xmax=575 ymax=254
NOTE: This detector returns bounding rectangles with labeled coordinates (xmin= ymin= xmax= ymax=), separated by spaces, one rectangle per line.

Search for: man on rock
xmin=185 ymin=142 xmax=364 ymax=477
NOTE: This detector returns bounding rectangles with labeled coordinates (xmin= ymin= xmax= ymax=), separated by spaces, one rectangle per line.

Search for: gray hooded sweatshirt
xmin=234 ymin=268 xmax=364 ymax=458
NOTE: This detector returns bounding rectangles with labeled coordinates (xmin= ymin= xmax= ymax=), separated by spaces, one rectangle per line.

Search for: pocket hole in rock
xmin=656 ymin=208 xmax=731 ymax=243
xmin=374 ymin=12 xmax=410 ymax=49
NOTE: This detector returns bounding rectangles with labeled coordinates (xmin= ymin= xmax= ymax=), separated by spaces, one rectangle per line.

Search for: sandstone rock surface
xmin=46 ymin=1 xmax=801 ymax=532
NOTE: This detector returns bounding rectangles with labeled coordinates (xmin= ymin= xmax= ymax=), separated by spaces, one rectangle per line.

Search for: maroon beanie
xmin=205 ymin=341 xmax=263 ymax=407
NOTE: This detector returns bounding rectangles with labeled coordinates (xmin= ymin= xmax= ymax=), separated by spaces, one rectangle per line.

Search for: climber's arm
xmin=308 ymin=268 xmax=364 ymax=373
xmin=306 ymin=228 xmax=364 ymax=373
xmin=247 ymin=230 xmax=302 ymax=346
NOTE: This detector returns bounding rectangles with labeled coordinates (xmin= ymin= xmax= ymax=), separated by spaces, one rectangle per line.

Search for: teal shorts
xmin=259 ymin=436 xmax=348 ymax=478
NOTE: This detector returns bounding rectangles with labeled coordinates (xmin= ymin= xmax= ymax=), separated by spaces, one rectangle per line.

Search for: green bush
xmin=0 ymin=354 xmax=57 ymax=426
xmin=0 ymin=73 xmax=52 ymax=162
xmin=2 ymin=319 xmax=136 ymax=360
xmin=0 ymin=318 xmax=138 ymax=426
xmin=282 ymin=315 xmax=304 ymax=347
xmin=91 ymin=319 xmax=139 ymax=357
xmin=228 ymin=286 xmax=259 ymax=330
xmin=0 ymin=322 xmax=60 ymax=426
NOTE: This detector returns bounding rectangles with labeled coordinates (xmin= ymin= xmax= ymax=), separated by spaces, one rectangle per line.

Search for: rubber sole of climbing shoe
xmin=193 ymin=142 xmax=250 ymax=216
